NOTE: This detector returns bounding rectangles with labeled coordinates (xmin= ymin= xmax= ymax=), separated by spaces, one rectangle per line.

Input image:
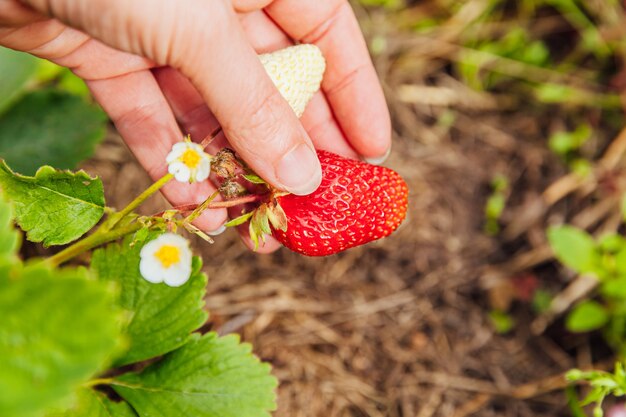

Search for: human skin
xmin=0 ymin=0 xmax=391 ymax=252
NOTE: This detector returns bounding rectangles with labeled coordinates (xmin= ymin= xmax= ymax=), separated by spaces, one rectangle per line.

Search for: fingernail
xmin=207 ymin=224 xmax=226 ymax=236
xmin=275 ymin=144 xmax=322 ymax=195
xmin=364 ymin=147 xmax=391 ymax=165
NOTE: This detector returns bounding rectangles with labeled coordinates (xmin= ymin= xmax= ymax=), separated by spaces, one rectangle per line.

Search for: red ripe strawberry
xmin=270 ymin=150 xmax=408 ymax=256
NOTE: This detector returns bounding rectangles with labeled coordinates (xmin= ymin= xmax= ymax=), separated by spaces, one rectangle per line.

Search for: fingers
xmin=300 ymin=92 xmax=358 ymax=159
xmin=265 ymin=0 xmax=391 ymax=161
xmin=86 ymin=71 xmax=228 ymax=233
xmin=231 ymin=0 xmax=272 ymax=13
xmin=0 ymin=0 xmax=43 ymax=26
xmin=19 ymin=0 xmax=323 ymax=195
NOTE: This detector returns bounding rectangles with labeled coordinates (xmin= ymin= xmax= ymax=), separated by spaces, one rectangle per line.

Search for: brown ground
xmin=78 ymin=2 xmax=626 ymax=416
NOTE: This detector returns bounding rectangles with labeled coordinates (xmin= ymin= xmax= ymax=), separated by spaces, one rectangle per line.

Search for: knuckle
xmin=171 ymin=0 xmax=232 ymax=68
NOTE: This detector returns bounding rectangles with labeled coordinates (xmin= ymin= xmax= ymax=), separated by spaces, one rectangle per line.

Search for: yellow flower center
xmin=181 ymin=149 xmax=202 ymax=168
xmin=154 ymin=245 xmax=181 ymax=268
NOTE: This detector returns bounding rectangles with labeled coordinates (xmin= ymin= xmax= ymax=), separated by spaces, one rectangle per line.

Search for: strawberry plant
xmin=548 ymin=226 xmax=626 ymax=349
xmin=0 ymin=44 xmax=409 ymax=417
xmin=549 ymin=226 xmax=626 ymax=415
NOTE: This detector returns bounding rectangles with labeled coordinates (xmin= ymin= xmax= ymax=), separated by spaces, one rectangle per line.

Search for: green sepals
xmin=0 ymin=264 xmax=123 ymax=417
xmin=242 ymin=203 xmax=289 ymax=250
xmin=255 ymin=205 xmax=272 ymax=235
xmin=547 ymin=226 xmax=600 ymax=275
xmin=91 ymin=232 xmax=208 ymax=366
xmin=45 ymin=388 xmax=137 ymax=417
xmin=225 ymin=211 xmax=254 ymax=227
xmin=112 ymin=332 xmax=278 ymax=417
xmin=266 ymin=203 xmax=288 ymax=232
xmin=0 ymin=161 xmax=105 ymax=246
xmin=0 ymin=89 xmax=107 ymax=175
xmin=249 ymin=215 xmax=262 ymax=250
xmin=566 ymin=300 xmax=609 ymax=333
xmin=241 ymin=173 xmax=267 ymax=184
xmin=249 ymin=206 xmax=272 ymax=250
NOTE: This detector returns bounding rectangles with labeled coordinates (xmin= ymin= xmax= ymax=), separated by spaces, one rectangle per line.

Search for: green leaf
xmin=0 ymin=264 xmax=122 ymax=417
xmin=548 ymin=124 xmax=592 ymax=156
xmin=615 ymin=246 xmax=626 ymax=275
xmin=0 ymin=47 xmax=38 ymax=114
xmin=598 ymin=234 xmax=626 ymax=254
xmin=0 ymin=161 xmax=105 ymax=246
xmin=600 ymin=277 xmax=626 ymax=298
xmin=566 ymin=300 xmax=610 ymax=333
xmin=91 ymin=232 xmax=208 ymax=366
xmin=0 ymin=89 xmax=106 ymax=175
xmin=548 ymin=226 xmax=599 ymax=274
xmin=0 ymin=195 xmax=20 ymax=263
xmin=113 ymin=333 xmax=278 ymax=417
xmin=45 ymin=388 xmax=137 ymax=417
xmin=488 ymin=310 xmax=515 ymax=334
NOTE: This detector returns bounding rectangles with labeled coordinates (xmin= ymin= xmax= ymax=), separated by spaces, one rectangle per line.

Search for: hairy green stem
xmin=103 ymin=173 xmax=174 ymax=231
xmin=47 ymin=222 xmax=143 ymax=267
xmin=183 ymin=191 xmax=220 ymax=225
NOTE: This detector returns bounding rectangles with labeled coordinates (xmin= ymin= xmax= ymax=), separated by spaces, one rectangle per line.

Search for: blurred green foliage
xmin=484 ymin=173 xmax=509 ymax=235
xmin=0 ymin=47 xmax=106 ymax=174
xmin=548 ymin=227 xmax=626 ymax=354
xmin=567 ymin=363 xmax=626 ymax=417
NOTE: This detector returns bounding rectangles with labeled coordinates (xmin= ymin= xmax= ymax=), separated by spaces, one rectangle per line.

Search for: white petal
xmin=164 ymin=264 xmax=193 ymax=287
xmin=164 ymin=272 xmax=191 ymax=287
xmin=173 ymin=167 xmax=191 ymax=183
xmin=159 ymin=233 xmax=189 ymax=247
xmin=166 ymin=147 xmax=185 ymax=163
xmin=139 ymin=257 xmax=165 ymax=284
xmin=189 ymin=142 xmax=205 ymax=153
xmin=172 ymin=142 xmax=190 ymax=152
xmin=168 ymin=161 xmax=185 ymax=174
xmin=139 ymin=238 xmax=160 ymax=258
xmin=194 ymin=164 xmax=210 ymax=182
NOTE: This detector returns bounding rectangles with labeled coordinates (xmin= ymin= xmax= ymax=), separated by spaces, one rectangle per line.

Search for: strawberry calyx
xmin=224 ymin=190 xmax=289 ymax=250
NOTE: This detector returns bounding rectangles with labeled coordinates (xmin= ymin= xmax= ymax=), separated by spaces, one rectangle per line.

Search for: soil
xmin=75 ymin=3 xmax=626 ymax=417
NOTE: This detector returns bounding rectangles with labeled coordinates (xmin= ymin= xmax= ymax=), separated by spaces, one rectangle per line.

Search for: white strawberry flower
xmin=139 ymin=233 xmax=193 ymax=287
xmin=260 ymin=44 xmax=326 ymax=117
xmin=166 ymin=140 xmax=212 ymax=183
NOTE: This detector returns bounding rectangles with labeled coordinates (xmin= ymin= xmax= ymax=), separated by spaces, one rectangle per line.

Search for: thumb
xmin=19 ymin=0 xmax=322 ymax=195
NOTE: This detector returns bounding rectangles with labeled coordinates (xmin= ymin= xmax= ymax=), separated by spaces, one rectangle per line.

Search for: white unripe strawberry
xmin=259 ymin=44 xmax=326 ymax=118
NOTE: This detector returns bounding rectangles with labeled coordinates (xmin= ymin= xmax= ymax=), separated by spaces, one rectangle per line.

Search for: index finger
xmin=265 ymin=0 xmax=391 ymax=162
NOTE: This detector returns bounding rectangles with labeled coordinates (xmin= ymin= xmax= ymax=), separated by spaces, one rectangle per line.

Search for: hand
xmin=0 ymin=0 xmax=391 ymax=252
